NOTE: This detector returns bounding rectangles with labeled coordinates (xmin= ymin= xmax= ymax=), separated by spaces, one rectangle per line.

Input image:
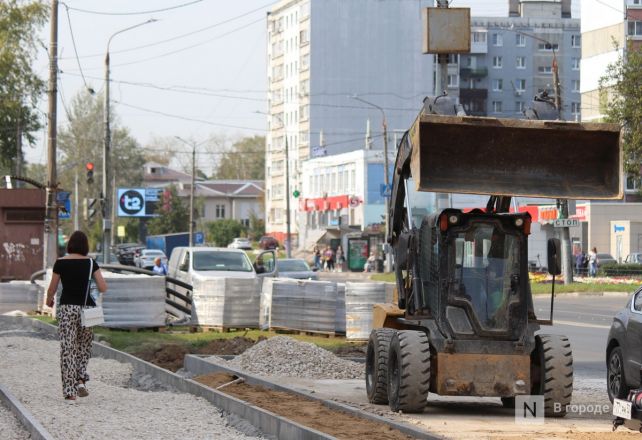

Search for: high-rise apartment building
xmin=581 ymin=0 xmax=642 ymax=197
xmin=458 ymin=0 xmax=581 ymax=120
xmin=265 ymin=0 xmax=435 ymax=245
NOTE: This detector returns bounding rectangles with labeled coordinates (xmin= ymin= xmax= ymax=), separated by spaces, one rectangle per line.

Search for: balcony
xmin=460 ymin=67 xmax=488 ymax=79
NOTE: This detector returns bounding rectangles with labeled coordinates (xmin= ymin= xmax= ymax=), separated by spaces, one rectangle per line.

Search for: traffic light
xmin=293 ymin=189 xmax=300 ymax=198
xmin=84 ymin=198 xmax=98 ymax=222
xmin=86 ymin=162 xmax=94 ymax=184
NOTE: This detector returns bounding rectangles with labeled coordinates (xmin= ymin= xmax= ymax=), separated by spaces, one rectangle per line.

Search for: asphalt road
xmin=533 ymin=293 xmax=631 ymax=377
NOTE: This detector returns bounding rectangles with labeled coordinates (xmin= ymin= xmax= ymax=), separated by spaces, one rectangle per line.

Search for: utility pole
xmin=190 ymin=143 xmax=195 ymax=247
xmin=74 ymin=172 xmax=79 ymax=231
xmin=102 ymin=48 xmax=111 ymax=263
xmin=552 ymin=50 xmax=573 ymax=284
xmin=44 ymin=0 xmax=59 ymax=268
xmin=435 ymin=0 xmax=451 ymax=213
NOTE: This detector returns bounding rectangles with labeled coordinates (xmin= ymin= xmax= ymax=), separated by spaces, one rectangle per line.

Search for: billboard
xmin=117 ymin=188 xmax=161 ymax=217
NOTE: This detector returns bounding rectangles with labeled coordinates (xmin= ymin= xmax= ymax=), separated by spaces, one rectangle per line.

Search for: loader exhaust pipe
xmin=409 ymin=115 xmax=622 ymax=200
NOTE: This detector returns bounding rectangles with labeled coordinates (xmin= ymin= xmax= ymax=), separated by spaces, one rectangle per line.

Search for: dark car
xmin=597 ymin=253 xmax=617 ymax=267
xmin=258 ymin=236 xmax=279 ymax=250
xmin=606 ymin=287 xmax=642 ymax=402
xmin=277 ymin=258 xmax=318 ymax=280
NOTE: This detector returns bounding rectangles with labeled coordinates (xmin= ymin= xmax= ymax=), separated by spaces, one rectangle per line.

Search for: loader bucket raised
xmin=409 ymin=115 xmax=622 ymax=199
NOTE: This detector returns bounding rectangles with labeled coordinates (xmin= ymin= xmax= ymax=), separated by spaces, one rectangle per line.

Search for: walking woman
xmin=46 ymin=231 xmax=107 ymax=401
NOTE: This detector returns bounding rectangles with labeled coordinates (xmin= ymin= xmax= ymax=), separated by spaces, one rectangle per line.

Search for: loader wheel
xmin=532 ymin=334 xmax=573 ymax=417
xmin=366 ymin=328 xmax=396 ymax=404
xmin=387 ymin=330 xmax=430 ymax=413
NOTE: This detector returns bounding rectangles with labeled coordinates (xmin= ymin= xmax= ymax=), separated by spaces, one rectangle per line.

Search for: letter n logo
xmin=515 ymin=395 xmax=545 ymax=424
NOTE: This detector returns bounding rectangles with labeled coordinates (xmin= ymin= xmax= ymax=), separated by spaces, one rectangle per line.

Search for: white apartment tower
xmin=265 ymin=0 xmax=435 ymax=245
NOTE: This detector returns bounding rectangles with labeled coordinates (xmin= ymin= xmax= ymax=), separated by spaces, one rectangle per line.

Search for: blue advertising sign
xmin=117 ymin=188 xmax=162 ymax=217
xmin=194 ymin=232 xmax=204 ymax=245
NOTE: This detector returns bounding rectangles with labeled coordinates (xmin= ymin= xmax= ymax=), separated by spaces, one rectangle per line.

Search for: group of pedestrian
xmin=575 ymin=247 xmax=599 ymax=277
xmin=312 ymin=244 xmax=345 ymax=272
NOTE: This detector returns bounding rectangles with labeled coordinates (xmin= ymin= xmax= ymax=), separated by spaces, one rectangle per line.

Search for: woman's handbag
xmin=81 ymin=259 xmax=104 ymax=327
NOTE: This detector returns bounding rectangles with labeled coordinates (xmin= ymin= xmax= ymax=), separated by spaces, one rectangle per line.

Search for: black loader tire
xmin=387 ymin=330 xmax=431 ymax=413
xmin=532 ymin=334 xmax=573 ymax=417
xmin=366 ymin=328 xmax=396 ymax=404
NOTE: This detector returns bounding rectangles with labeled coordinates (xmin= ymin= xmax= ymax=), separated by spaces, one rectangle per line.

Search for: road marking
xmin=552 ymin=320 xmax=611 ymax=329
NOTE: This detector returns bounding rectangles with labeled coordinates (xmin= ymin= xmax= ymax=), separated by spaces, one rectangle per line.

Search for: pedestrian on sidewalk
xmin=324 ymin=246 xmax=335 ymax=272
xmin=335 ymin=245 xmax=345 ymax=272
xmin=152 ymin=257 xmax=168 ymax=275
xmin=313 ymin=245 xmax=321 ymax=270
xmin=46 ymin=231 xmax=108 ymax=402
xmin=588 ymin=247 xmax=598 ymax=277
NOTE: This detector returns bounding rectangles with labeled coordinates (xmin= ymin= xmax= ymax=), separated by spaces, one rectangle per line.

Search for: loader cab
xmin=410 ymin=209 xmax=532 ymax=341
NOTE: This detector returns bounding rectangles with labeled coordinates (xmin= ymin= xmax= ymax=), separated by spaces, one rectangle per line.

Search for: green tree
xmin=213 ymin=135 xmax=265 ymax=180
xmin=147 ymin=185 xmax=189 ymax=235
xmin=247 ymin=210 xmax=265 ymax=241
xmin=56 ymin=91 xmax=145 ymax=236
xmin=0 ymin=0 xmax=48 ymax=176
xmin=599 ymin=44 xmax=642 ymax=178
xmin=206 ymin=219 xmax=245 ymax=247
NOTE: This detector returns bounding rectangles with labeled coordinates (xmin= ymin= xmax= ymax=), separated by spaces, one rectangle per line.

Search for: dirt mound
xmin=133 ymin=337 xmax=264 ymax=372
xmin=194 ymin=336 xmax=264 ymax=356
xmin=134 ymin=344 xmax=189 ymax=372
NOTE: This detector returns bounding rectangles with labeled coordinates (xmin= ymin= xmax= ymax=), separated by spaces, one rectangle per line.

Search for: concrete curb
xmin=533 ymin=291 xmax=632 ymax=297
xmin=0 ymin=316 xmax=335 ymax=440
xmin=0 ymin=384 xmax=55 ymax=440
xmin=185 ymin=355 xmax=440 ymax=440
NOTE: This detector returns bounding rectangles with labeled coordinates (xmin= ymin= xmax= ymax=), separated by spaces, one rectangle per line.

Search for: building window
xmin=492 ymin=79 xmax=503 ymax=91
xmin=516 ymin=79 xmax=526 ymax=92
xmin=516 ymin=34 xmax=525 ymax=47
xmin=299 ymin=105 xmax=309 ymax=121
xmin=300 ymin=29 xmax=309 ymax=45
xmin=300 ymin=53 xmax=309 ymax=70
xmin=572 ymin=80 xmax=580 ymax=92
xmin=300 ymin=79 xmax=309 ymax=96
xmin=628 ymin=21 xmax=642 ymax=36
xmin=447 ymin=74 xmax=459 ymax=88
xmin=572 ymin=57 xmax=580 ymax=70
xmin=571 ymin=102 xmax=580 ymax=116
xmin=473 ymin=31 xmax=487 ymax=43
xmin=516 ymin=56 xmax=526 ymax=69
xmin=626 ymin=175 xmax=642 ymax=191
xmin=492 ymin=33 xmax=503 ymax=46
xmin=447 ymin=54 xmax=459 ymax=64
xmin=215 ymin=204 xmax=226 ymax=219
xmin=492 ymin=101 xmax=503 ymax=113
xmin=537 ymin=66 xmax=553 ymax=74
xmin=492 ymin=56 xmax=503 ymax=68
xmin=571 ymin=35 xmax=581 ymax=47
xmin=515 ymin=101 xmax=525 ymax=113
xmin=538 ymin=43 xmax=559 ymax=51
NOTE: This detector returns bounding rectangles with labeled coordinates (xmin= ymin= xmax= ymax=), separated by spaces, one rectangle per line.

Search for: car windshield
xmin=279 ymin=259 xmax=310 ymax=272
xmin=451 ymin=222 xmax=521 ymax=332
xmin=145 ymin=250 xmax=164 ymax=256
xmin=193 ymin=251 xmax=253 ymax=272
xmin=597 ymin=254 xmax=613 ymax=260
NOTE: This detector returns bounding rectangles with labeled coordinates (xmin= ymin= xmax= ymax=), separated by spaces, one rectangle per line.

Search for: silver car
xmin=227 ymin=237 xmax=253 ymax=250
xmin=277 ymin=258 xmax=319 ymax=280
xmin=136 ymin=249 xmax=168 ymax=270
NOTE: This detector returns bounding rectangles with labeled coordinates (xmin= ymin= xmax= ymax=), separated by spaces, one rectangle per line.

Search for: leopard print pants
xmin=57 ymin=305 xmax=93 ymax=398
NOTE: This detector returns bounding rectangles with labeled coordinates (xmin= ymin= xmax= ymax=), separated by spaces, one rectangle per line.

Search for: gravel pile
xmin=0 ymin=402 xmax=30 ymax=440
xmin=220 ymin=336 xmax=363 ymax=380
xmin=0 ymin=334 xmax=259 ymax=440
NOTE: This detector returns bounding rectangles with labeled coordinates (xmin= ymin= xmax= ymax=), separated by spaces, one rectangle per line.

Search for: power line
xmin=59 ymin=1 xmax=272 ymax=60
xmin=65 ymin=0 xmax=204 ymax=16
xmin=62 ymin=4 xmax=92 ymax=93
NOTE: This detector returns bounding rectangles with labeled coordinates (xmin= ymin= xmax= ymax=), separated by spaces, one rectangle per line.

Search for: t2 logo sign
xmin=118 ymin=190 xmax=145 ymax=216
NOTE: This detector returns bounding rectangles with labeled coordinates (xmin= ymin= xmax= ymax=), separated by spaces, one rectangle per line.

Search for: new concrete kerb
xmin=184 ymin=355 xmax=440 ymax=440
xmin=0 ymin=383 xmax=55 ymax=440
xmin=2 ymin=316 xmax=334 ymax=440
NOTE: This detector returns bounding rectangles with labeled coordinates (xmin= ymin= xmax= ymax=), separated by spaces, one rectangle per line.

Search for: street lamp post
xmin=102 ymin=19 xmax=156 ymax=264
xmin=257 ymin=111 xmax=291 ymax=258
xmin=350 ymin=95 xmax=391 ymax=272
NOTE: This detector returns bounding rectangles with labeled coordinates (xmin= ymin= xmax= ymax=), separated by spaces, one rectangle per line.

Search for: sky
xmin=27 ymin=0 xmax=581 ymax=172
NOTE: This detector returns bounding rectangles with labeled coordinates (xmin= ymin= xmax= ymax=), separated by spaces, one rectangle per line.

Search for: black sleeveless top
xmin=53 ymin=258 xmax=100 ymax=306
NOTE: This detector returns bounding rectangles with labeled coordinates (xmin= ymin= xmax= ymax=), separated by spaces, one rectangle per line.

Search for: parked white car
xmin=135 ymin=249 xmax=167 ymax=270
xmin=227 ymin=237 xmax=252 ymax=250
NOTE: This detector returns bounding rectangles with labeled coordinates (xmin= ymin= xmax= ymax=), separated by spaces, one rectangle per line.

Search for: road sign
xmin=380 ymin=183 xmax=392 ymax=198
xmin=58 ymin=199 xmax=71 ymax=219
xmin=553 ymin=219 xmax=579 ymax=228
xmin=194 ymin=232 xmax=204 ymax=245
xmin=56 ymin=191 xmax=70 ymax=203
